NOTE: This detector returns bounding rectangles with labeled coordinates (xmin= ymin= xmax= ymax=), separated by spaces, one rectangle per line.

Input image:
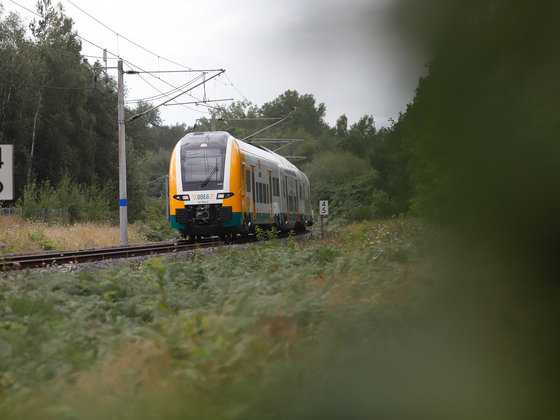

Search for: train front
xmin=169 ymin=131 xmax=241 ymax=238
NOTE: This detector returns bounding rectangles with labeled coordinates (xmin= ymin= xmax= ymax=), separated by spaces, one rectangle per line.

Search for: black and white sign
xmin=319 ymin=200 xmax=328 ymax=216
xmin=0 ymin=145 xmax=14 ymax=200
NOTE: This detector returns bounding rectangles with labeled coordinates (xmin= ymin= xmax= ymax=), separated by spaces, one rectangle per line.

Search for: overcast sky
xmin=3 ymin=0 xmax=426 ymax=128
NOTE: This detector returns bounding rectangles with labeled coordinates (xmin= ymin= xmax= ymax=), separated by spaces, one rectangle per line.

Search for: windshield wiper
xmin=201 ymin=167 xmax=218 ymax=188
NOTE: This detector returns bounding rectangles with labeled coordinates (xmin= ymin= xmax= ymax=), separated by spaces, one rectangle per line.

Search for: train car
xmin=169 ymin=131 xmax=313 ymax=239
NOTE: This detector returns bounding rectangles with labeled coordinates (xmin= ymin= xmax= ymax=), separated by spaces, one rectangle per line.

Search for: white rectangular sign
xmin=0 ymin=145 xmax=14 ymax=200
xmin=319 ymin=200 xmax=328 ymax=216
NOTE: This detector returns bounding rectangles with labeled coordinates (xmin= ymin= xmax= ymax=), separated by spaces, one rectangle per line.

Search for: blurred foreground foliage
xmin=386 ymin=1 xmax=560 ymax=417
xmin=1 ymin=218 xmax=554 ymax=418
xmin=0 ymin=219 xmax=435 ymax=418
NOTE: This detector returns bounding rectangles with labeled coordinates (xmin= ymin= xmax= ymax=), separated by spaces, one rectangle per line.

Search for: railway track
xmin=1 ymin=239 xmax=225 ymax=271
xmin=1 ymin=231 xmax=308 ymax=271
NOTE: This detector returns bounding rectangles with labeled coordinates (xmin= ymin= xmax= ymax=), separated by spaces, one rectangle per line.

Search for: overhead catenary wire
xmin=120 ymin=59 xmax=234 ymax=118
xmin=126 ymin=73 xmax=206 ymax=104
xmin=223 ymin=73 xmax=249 ymax=102
xmin=7 ymin=0 xmax=41 ymax=17
xmin=72 ymin=16 xmax=246 ymax=114
xmin=8 ymin=0 xmax=120 ymax=60
xmin=126 ymin=69 xmax=225 ymax=123
xmin=7 ymin=0 xmax=250 ymax=123
xmin=122 ymin=59 xmax=213 ymax=115
xmin=164 ymin=98 xmax=234 ymax=106
xmin=131 ymin=69 xmax=225 ymax=74
xmin=242 ymin=117 xmax=289 ymax=141
xmin=64 ymin=1 xmax=250 ymax=107
xmin=64 ymin=0 xmax=193 ymax=70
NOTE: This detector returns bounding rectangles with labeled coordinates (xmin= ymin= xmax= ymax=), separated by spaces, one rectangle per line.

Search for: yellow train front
xmin=169 ymin=131 xmax=313 ymax=239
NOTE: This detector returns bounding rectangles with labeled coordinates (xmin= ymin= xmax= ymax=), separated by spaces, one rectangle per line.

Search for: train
xmin=169 ymin=131 xmax=313 ymax=239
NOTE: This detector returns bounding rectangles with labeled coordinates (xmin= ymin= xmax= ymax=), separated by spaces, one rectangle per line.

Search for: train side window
xmin=246 ymin=170 xmax=251 ymax=193
xmin=274 ymin=178 xmax=279 ymax=196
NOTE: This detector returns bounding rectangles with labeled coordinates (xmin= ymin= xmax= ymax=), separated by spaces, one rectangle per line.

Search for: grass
xmin=0 ymin=216 xmax=148 ymax=253
xmin=0 ymin=217 xmax=556 ymax=418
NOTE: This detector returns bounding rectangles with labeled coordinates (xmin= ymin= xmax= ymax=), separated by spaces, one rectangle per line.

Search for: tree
xmin=340 ymin=115 xmax=376 ymax=156
xmin=29 ymin=0 xmax=97 ymax=184
xmin=335 ymin=114 xmax=348 ymax=137
xmin=260 ymin=90 xmax=328 ymax=138
xmin=0 ymin=9 xmax=39 ymax=193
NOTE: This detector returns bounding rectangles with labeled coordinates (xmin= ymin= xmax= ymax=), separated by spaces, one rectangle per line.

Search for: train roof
xmin=182 ymin=131 xmax=304 ymax=176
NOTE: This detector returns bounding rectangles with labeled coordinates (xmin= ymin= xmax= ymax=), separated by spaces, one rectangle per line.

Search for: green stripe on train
xmin=169 ymin=212 xmax=242 ymax=229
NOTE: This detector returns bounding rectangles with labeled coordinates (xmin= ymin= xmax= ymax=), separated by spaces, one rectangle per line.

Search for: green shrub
xmin=138 ymin=203 xmax=179 ymax=241
xmin=17 ymin=173 xmax=114 ymax=224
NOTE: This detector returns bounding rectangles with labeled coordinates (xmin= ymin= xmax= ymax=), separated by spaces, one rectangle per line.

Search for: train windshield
xmin=180 ymin=133 xmax=228 ymax=191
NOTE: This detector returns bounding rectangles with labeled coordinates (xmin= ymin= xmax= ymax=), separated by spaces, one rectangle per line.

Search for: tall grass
xmin=0 ymin=217 xmax=148 ymax=252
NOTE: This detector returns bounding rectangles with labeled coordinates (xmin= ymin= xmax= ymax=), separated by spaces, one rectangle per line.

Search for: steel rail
xmin=1 ymin=240 xmax=223 ymax=270
xmin=1 ymin=230 xmax=309 ymax=271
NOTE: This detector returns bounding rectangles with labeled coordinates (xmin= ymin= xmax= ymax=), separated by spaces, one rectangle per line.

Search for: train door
xmin=251 ymin=167 xmax=256 ymax=220
xmin=244 ymin=166 xmax=251 ymax=217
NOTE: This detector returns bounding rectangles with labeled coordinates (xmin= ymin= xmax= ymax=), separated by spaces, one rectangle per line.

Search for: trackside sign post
xmin=0 ymin=145 xmax=14 ymax=201
xmin=319 ymin=200 xmax=328 ymax=238
xmin=319 ymin=200 xmax=328 ymax=216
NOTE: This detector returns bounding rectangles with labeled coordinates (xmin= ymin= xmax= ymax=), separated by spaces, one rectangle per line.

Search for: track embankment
xmin=1 ymin=240 xmax=223 ymax=270
xmin=1 ymin=230 xmax=312 ymax=271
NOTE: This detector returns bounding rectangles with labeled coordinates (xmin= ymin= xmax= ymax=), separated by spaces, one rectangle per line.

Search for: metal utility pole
xmin=117 ymin=60 xmax=128 ymax=245
xmin=211 ymin=113 xmax=216 ymax=131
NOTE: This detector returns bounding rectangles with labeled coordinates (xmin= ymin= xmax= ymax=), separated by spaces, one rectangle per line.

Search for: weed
xmin=255 ymin=226 xmax=280 ymax=247
xmin=285 ymin=229 xmax=297 ymax=249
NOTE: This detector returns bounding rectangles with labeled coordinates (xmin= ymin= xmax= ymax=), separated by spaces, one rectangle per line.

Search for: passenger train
xmin=169 ymin=131 xmax=313 ymax=239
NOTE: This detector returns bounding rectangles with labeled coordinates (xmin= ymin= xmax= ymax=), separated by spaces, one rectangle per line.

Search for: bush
xmin=313 ymin=174 xmax=395 ymax=222
xmin=138 ymin=202 xmax=179 ymax=241
xmin=17 ymin=173 xmax=115 ymax=223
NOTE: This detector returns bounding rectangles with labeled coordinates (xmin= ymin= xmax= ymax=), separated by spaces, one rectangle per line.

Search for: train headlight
xmin=217 ymin=192 xmax=234 ymax=199
xmin=173 ymin=194 xmax=190 ymax=201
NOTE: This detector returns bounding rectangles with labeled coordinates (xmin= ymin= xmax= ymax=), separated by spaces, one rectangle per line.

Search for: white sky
xmin=2 ymin=0 xmax=426 ymax=128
